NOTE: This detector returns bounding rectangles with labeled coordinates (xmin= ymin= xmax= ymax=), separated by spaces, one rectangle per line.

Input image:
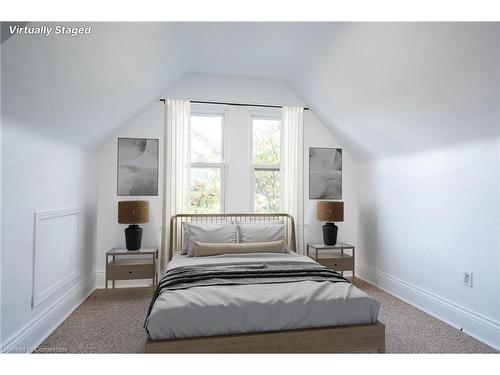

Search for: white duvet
xmin=145 ymin=252 xmax=379 ymax=340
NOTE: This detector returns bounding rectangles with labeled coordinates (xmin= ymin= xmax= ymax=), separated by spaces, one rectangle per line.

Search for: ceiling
xmin=2 ymin=22 xmax=498 ymax=160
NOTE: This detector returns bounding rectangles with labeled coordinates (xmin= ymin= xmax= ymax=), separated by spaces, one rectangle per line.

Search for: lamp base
xmin=125 ymin=225 xmax=142 ymax=250
xmin=322 ymin=222 xmax=338 ymax=246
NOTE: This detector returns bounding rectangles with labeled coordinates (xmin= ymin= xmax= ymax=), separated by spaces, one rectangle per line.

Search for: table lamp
xmin=118 ymin=200 xmax=149 ymax=250
xmin=317 ymin=201 xmax=344 ymax=245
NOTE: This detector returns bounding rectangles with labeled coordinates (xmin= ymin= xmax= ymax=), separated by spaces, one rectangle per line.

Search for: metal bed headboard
xmin=168 ymin=213 xmax=296 ymax=261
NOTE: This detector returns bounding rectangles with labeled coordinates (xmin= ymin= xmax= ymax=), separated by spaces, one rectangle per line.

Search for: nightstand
xmin=105 ymin=247 xmax=158 ymax=289
xmin=307 ymin=242 xmax=355 ymax=282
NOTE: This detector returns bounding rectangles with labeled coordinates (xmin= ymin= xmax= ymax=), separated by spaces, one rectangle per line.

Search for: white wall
xmin=164 ymin=72 xmax=306 ymax=107
xmin=95 ymin=102 xmax=164 ymax=288
xmin=304 ymin=111 xmax=358 ymax=248
xmin=94 ymin=72 xmax=358 ymax=284
xmin=1 ymin=121 xmax=97 ymax=352
xmin=167 ymin=73 xmax=359 ymax=249
xmin=357 ymin=137 xmax=500 ymax=349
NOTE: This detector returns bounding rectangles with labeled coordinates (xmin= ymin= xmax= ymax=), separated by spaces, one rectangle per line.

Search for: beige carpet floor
xmin=37 ymin=279 xmax=497 ymax=353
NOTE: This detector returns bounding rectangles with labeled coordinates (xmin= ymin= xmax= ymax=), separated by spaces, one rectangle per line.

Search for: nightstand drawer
xmin=107 ymin=260 xmax=154 ymax=280
xmin=314 ymin=257 xmax=354 ymax=271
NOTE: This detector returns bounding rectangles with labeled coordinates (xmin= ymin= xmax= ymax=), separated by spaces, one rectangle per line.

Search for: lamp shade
xmin=317 ymin=201 xmax=344 ymax=222
xmin=118 ymin=201 xmax=149 ymax=224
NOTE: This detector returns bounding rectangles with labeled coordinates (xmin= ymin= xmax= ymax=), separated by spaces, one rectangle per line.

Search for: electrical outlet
xmin=463 ymin=271 xmax=473 ymax=288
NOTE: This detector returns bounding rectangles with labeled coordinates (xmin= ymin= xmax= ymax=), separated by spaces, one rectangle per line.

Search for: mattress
xmin=145 ymin=252 xmax=379 ymax=340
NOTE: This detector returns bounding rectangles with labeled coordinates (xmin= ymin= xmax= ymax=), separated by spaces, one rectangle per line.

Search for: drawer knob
xmin=128 ymin=271 xmax=132 ymax=274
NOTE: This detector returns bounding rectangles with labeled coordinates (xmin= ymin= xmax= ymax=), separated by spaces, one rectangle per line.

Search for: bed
xmin=144 ymin=213 xmax=385 ymax=353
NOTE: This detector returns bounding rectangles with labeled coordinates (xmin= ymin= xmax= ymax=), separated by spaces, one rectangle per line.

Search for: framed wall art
xmin=309 ymin=147 xmax=342 ymax=199
xmin=117 ymin=138 xmax=159 ymax=196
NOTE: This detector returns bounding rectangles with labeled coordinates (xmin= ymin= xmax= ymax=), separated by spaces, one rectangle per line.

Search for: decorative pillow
xmin=193 ymin=240 xmax=286 ymax=257
xmin=184 ymin=223 xmax=237 ymax=257
xmin=237 ymin=223 xmax=286 ymax=246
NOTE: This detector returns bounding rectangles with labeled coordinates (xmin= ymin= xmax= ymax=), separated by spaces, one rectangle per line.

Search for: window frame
xmin=190 ymin=109 xmax=228 ymax=214
xmin=250 ymin=114 xmax=282 ymax=213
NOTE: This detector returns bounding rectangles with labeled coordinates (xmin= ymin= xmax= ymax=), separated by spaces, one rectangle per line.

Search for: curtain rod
xmin=159 ymin=99 xmax=309 ymax=111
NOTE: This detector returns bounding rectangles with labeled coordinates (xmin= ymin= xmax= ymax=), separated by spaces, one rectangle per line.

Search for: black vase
xmin=322 ymin=222 xmax=338 ymax=246
xmin=125 ymin=225 xmax=143 ymax=250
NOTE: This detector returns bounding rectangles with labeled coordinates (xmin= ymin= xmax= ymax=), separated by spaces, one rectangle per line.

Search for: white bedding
xmin=145 ymin=252 xmax=379 ymax=340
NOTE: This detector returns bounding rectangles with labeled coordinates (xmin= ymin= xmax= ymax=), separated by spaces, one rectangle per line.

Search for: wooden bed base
xmin=145 ymin=321 xmax=385 ymax=353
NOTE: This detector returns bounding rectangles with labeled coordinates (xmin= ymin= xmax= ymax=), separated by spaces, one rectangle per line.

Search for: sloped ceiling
xmin=291 ymin=23 xmax=500 ymax=159
xmin=2 ymin=22 xmax=498 ymax=160
xmin=1 ymin=22 xmax=188 ymax=147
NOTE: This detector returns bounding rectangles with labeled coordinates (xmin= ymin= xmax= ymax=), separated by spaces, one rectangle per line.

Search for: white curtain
xmin=281 ymin=106 xmax=305 ymax=254
xmin=161 ymin=99 xmax=191 ymax=270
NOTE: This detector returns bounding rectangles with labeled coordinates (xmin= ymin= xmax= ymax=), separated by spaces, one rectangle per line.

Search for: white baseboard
xmin=94 ymin=271 xmax=153 ymax=289
xmin=1 ymin=273 xmax=96 ymax=353
xmin=356 ymin=262 xmax=500 ymax=351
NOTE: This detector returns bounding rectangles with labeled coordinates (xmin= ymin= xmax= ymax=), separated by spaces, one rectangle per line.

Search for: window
xmin=188 ymin=109 xmax=281 ymax=214
xmin=190 ymin=114 xmax=225 ymax=213
xmin=252 ymin=117 xmax=281 ymax=213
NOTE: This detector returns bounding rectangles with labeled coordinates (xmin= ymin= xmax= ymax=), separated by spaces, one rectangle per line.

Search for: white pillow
xmin=237 ymin=223 xmax=287 ymax=252
xmin=184 ymin=223 xmax=238 ymax=257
